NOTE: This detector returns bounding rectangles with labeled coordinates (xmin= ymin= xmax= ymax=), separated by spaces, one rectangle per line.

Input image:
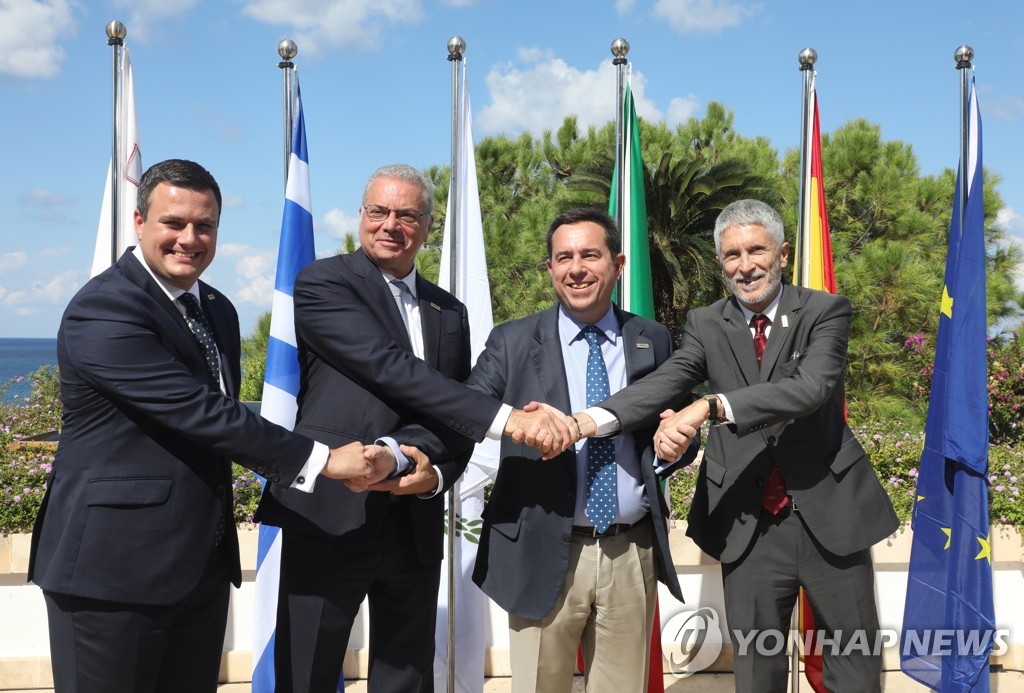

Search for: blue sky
xmin=1 ymin=0 xmax=1022 ymax=339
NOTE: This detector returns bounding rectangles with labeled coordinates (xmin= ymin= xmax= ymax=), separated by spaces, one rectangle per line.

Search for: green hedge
xmin=2 ymin=365 xmax=1023 ymax=534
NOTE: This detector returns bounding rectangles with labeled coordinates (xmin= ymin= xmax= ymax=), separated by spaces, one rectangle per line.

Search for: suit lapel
xmin=617 ymin=308 xmax=656 ymax=385
xmin=761 ymin=285 xmax=803 ymax=379
xmin=530 ymin=307 xmax=572 ymax=413
xmin=416 ymin=277 xmax=442 ymax=369
xmin=350 ymin=249 xmax=414 ymax=352
xmin=722 ymin=297 xmax=761 ymax=385
xmin=121 ymin=251 xmax=212 ymax=378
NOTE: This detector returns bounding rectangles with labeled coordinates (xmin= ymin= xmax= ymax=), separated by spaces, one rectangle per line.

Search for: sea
xmin=0 ymin=338 xmax=59 ymax=403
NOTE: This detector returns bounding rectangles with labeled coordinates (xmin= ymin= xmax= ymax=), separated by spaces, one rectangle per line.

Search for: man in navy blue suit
xmin=29 ymin=159 xmax=373 ymax=693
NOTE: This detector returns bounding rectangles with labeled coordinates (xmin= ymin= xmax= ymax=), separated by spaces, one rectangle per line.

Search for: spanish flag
xmin=794 ymin=77 xmax=833 ymax=693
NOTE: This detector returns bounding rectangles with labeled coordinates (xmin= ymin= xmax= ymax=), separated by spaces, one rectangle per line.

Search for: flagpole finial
xmin=611 ymin=37 xmax=629 ymax=60
xmin=954 ymin=45 xmax=974 ymax=70
xmin=105 ymin=20 xmax=126 ymax=45
xmin=447 ymin=36 xmax=466 ymax=61
xmin=798 ymin=47 xmax=817 ymax=70
xmin=278 ymin=39 xmax=297 ymax=62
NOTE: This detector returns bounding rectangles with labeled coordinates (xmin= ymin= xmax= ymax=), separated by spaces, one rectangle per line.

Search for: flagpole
xmin=278 ymin=39 xmax=298 ymax=192
xmin=445 ymin=35 xmax=465 ymax=693
xmin=795 ymin=47 xmax=816 ymax=289
xmin=105 ymin=20 xmax=126 ymax=267
xmin=611 ymin=37 xmax=629 ymax=307
xmin=954 ymin=45 xmax=973 ymax=230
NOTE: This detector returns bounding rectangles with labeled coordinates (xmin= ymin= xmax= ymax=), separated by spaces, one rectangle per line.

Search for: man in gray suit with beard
xmin=468 ymin=208 xmax=695 ymax=692
xmin=572 ymin=200 xmax=899 ymax=693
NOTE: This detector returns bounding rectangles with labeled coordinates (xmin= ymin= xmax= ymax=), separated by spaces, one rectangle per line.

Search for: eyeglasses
xmin=362 ymin=204 xmax=427 ymax=226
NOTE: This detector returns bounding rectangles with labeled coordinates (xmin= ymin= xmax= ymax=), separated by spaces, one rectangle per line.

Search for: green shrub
xmin=2 ymin=365 xmax=1022 ymax=534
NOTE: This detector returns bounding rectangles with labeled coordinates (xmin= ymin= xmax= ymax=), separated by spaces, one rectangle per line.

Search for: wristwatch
xmin=704 ymin=394 xmax=720 ymax=424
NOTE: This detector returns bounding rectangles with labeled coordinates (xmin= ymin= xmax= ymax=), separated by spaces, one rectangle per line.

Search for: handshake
xmin=502 ymin=400 xmax=705 ymax=461
xmin=320 ymin=442 xmax=438 ymax=495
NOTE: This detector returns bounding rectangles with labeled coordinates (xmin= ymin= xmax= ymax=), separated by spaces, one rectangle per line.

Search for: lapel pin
xmin=636 ymin=342 xmax=650 ymax=349
xmin=781 ymin=314 xmax=789 ymax=328
xmin=430 ymin=302 xmax=441 ymax=311
xmin=207 ymin=293 xmax=216 ymax=301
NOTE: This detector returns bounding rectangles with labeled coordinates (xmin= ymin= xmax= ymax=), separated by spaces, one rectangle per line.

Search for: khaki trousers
xmin=508 ymin=519 xmax=658 ymax=693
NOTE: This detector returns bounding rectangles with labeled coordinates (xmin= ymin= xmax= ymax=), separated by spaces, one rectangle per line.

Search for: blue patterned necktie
xmin=582 ymin=325 xmax=617 ymax=532
xmin=178 ymin=292 xmax=221 ymax=389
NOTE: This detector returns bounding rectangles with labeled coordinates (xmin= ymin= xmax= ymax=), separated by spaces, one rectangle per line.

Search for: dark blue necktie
xmin=178 ymin=292 xmax=221 ymax=389
xmin=582 ymin=325 xmax=617 ymax=532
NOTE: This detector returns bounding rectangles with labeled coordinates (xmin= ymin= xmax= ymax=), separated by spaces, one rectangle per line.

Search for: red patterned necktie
xmin=752 ymin=314 xmax=789 ymax=514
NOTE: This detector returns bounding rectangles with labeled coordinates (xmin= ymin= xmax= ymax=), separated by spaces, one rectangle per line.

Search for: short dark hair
xmin=545 ymin=208 xmax=621 ymax=259
xmin=136 ymin=159 xmax=222 ymax=222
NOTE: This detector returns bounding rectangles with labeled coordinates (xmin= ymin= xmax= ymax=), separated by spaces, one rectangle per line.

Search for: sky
xmin=1 ymin=0 xmax=1022 ymax=339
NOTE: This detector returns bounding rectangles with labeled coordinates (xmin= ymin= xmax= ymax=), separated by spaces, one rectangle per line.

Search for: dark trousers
xmin=722 ymin=505 xmax=882 ymax=693
xmin=43 ymin=551 xmax=230 ymax=693
xmin=275 ymin=500 xmax=441 ymax=693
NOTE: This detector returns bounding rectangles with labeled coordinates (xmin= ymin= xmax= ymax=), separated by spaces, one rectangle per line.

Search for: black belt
xmin=572 ymin=513 xmax=650 ymax=538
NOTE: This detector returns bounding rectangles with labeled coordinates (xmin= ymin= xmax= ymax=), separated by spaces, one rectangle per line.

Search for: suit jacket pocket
xmin=489 ymin=516 xmax=523 ymax=542
xmin=703 ymin=453 xmax=727 ymax=487
xmin=829 ymin=430 xmax=867 ymax=476
xmin=86 ymin=477 xmax=172 ymax=506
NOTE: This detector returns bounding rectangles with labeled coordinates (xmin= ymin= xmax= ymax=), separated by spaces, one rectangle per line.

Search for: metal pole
xmin=954 ymin=45 xmax=974 ymax=231
xmin=278 ymin=39 xmax=298 ymax=192
xmin=105 ymin=20 xmax=126 ymax=267
xmin=610 ymin=37 xmax=629 ymax=307
xmin=445 ymin=36 xmax=466 ymax=693
xmin=794 ymin=47 xmax=817 ymax=290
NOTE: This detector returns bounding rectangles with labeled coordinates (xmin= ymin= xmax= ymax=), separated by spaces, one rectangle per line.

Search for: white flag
xmin=91 ymin=44 xmax=142 ymax=276
xmin=435 ymin=65 xmax=498 ymax=693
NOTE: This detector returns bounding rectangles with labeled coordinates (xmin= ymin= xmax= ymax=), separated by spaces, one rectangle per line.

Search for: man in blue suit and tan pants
xmin=468 ymin=208 xmax=696 ymax=692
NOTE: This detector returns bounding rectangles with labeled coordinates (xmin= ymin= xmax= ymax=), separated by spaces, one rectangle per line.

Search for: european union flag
xmin=901 ymin=76 xmax=995 ymax=692
xmin=252 ymin=79 xmax=317 ymax=693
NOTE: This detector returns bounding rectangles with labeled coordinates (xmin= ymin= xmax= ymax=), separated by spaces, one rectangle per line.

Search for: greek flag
xmin=252 ymin=81 xmax=316 ymax=693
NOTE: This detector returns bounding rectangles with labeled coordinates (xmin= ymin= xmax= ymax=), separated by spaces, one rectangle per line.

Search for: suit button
xmin=561 ymin=534 xmax=571 ymax=543
xmin=767 ymin=435 xmax=777 ymax=447
xmin=756 ymin=478 xmax=765 ymax=488
xmin=568 ymin=493 xmax=575 ymax=501
xmin=215 ymin=485 xmax=226 ymax=498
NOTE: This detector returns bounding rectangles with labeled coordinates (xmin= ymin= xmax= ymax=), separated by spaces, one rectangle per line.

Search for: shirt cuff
xmin=716 ymin=393 xmax=735 ymax=424
xmin=584 ymin=407 xmax=621 ymax=437
xmin=375 ymin=437 xmax=407 ymax=477
xmin=289 ymin=442 xmax=329 ymax=492
xmin=486 ymin=403 xmax=514 ymax=440
xmin=417 ymin=465 xmax=445 ymax=499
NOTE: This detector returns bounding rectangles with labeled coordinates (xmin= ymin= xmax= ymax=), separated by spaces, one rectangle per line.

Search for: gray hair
xmin=362 ymin=164 xmax=434 ymax=214
xmin=713 ymin=199 xmax=785 ymax=256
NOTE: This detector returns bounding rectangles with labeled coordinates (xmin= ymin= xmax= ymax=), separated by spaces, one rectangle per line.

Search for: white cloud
xmin=111 ymin=0 xmax=197 ymax=42
xmin=615 ymin=0 xmax=639 ymax=12
xmin=19 ymin=187 xmax=74 ymax=207
xmin=0 ymin=0 xmax=78 ymax=79
xmin=242 ymin=0 xmax=423 ymax=56
xmin=986 ymin=94 xmax=1024 ymax=123
xmin=3 ymin=270 xmax=79 ymax=306
xmin=219 ymin=244 xmax=277 ymax=305
xmin=996 ymin=207 xmax=1024 ymax=293
xmin=38 ymin=247 xmax=72 ymax=260
xmin=222 ymin=194 xmax=245 ymax=210
xmin=476 ymin=53 xmax=664 ymax=136
xmin=321 ymin=208 xmax=359 ymax=240
xmin=666 ymin=95 xmax=701 ymax=126
xmin=0 ymin=252 xmax=28 ymax=273
xmin=652 ymin=0 xmax=760 ymax=34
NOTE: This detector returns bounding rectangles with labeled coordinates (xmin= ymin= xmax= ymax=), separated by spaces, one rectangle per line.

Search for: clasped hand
xmin=652 ymin=399 xmax=705 ymax=460
xmin=322 ymin=441 xmax=438 ymax=495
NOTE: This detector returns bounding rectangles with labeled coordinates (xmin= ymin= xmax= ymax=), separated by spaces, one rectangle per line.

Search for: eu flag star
xmin=940 ymin=284 xmax=953 ymax=319
xmin=975 ymin=536 xmax=991 ymax=563
xmin=941 ymin=527 xmax=952 ymax=550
